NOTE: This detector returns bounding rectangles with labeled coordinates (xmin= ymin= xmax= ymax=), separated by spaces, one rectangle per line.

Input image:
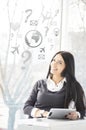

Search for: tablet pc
xmin=47 ymin=108 xmax=76 ymax=119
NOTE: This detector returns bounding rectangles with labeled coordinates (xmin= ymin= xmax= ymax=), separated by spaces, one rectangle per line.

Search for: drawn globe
xmin=25 ymin=30 xmax=42 ymax=48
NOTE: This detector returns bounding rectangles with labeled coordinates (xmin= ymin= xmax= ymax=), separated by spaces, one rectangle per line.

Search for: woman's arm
xmin=67 ymin=81 xmax=86 ymax=120
xmin=23 ymin=81 xmax=39 ymax=117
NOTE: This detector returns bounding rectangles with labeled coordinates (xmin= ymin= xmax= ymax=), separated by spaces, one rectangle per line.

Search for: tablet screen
xmin=47 ymin=108 xmax=76 ymax=119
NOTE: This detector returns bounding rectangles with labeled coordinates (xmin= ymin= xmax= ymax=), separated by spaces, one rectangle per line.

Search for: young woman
xmin=23 ymin=51 xmax=86 ymax=120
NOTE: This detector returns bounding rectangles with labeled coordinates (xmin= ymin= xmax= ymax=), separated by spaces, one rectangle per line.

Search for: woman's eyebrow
xmin=55 ymin=59 xmax=64 ymax=62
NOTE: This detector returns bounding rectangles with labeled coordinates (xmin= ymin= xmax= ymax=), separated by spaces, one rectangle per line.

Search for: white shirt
xmin=47 ymin=77 xmax=66 ymax=92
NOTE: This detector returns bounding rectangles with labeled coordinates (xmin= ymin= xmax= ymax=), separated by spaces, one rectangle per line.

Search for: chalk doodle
xmin=21 ymin=50 xmax=31 ymax=69
xmin=53 ymin=28 xmax=59 ymax=36
xmin=25 ymin=30 xmax=43 ymax=48
xmin=10 ymin=22 xmax=20 ymax=31
xmin=54 ymin=9 xmax=59 ymax=17
xmin=41 ymin=11 xmax=51 ymax=23
xmin=30 ymin=20 xmax=38 ymax=26
xmin=25 ymin=9 xmax=32 ymax=23
xmin=40 ymin=47 xmax=45 ymax=53
xmin=38 ymin=54 xmax=45 ymax=60
xmin=11 ymin=45 xmax=20 ymax=54
xmin=45 ymin=26 xmax=49 ymax=36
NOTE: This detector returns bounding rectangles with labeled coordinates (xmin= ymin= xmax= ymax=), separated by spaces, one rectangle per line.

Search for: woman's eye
xmin=55 ymin=61 xmax=63 ymax=64
xmin=58 ymin=62 xmax=62 ymax=64
xmin=52 ymin=59 xmax=63 ymax=64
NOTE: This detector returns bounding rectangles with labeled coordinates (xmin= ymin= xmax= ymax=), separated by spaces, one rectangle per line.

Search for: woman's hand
xmin=42 ymin=111 xmax=49 ymax=117
xmin=34 ymin=109 xmax=49 ymax=118
xmin=66 ymin=111 xmax=80 ymax=120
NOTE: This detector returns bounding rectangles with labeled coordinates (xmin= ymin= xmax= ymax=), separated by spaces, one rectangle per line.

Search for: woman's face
xmin=50 ymin=54 xmax=66 ymax=76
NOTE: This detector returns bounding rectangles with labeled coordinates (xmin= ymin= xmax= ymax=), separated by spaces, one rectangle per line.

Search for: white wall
xmin=0 ymin=0 xmax=86 ymax=129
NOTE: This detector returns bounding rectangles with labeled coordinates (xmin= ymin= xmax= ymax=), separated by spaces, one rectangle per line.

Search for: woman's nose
xmin=51 ymin=62 xmax=57 ymax=67
xmin=52 ymin=60 xmax=57 ymax=64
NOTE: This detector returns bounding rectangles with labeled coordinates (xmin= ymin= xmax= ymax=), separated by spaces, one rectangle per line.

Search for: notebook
xmin=47 ymin=108 xmax=75 ymax=119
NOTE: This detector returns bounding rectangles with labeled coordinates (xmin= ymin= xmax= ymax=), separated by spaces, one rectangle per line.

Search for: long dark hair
xmin=46 ymin=51 xmax=85 ymax=109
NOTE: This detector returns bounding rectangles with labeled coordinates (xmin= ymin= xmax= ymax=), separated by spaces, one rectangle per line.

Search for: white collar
xmin=47 ymin=77 xmax=66 ymax=92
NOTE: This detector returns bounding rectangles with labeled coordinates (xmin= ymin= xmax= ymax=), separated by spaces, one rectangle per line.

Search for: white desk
xmin=16 ymin=118 xmax=86 ymax=130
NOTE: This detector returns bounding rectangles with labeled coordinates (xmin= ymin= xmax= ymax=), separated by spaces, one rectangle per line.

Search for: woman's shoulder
xmin=33 ymin=79 xmax=47 ymax=90
xmin=36 ymin=78 xmax=47 ymax=84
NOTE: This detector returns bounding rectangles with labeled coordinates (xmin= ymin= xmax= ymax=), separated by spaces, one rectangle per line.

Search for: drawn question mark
xmin=21 ymin=50 xmax=31 ymax=69
xmin=25 ymin=9 xmax=32 ymax=23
